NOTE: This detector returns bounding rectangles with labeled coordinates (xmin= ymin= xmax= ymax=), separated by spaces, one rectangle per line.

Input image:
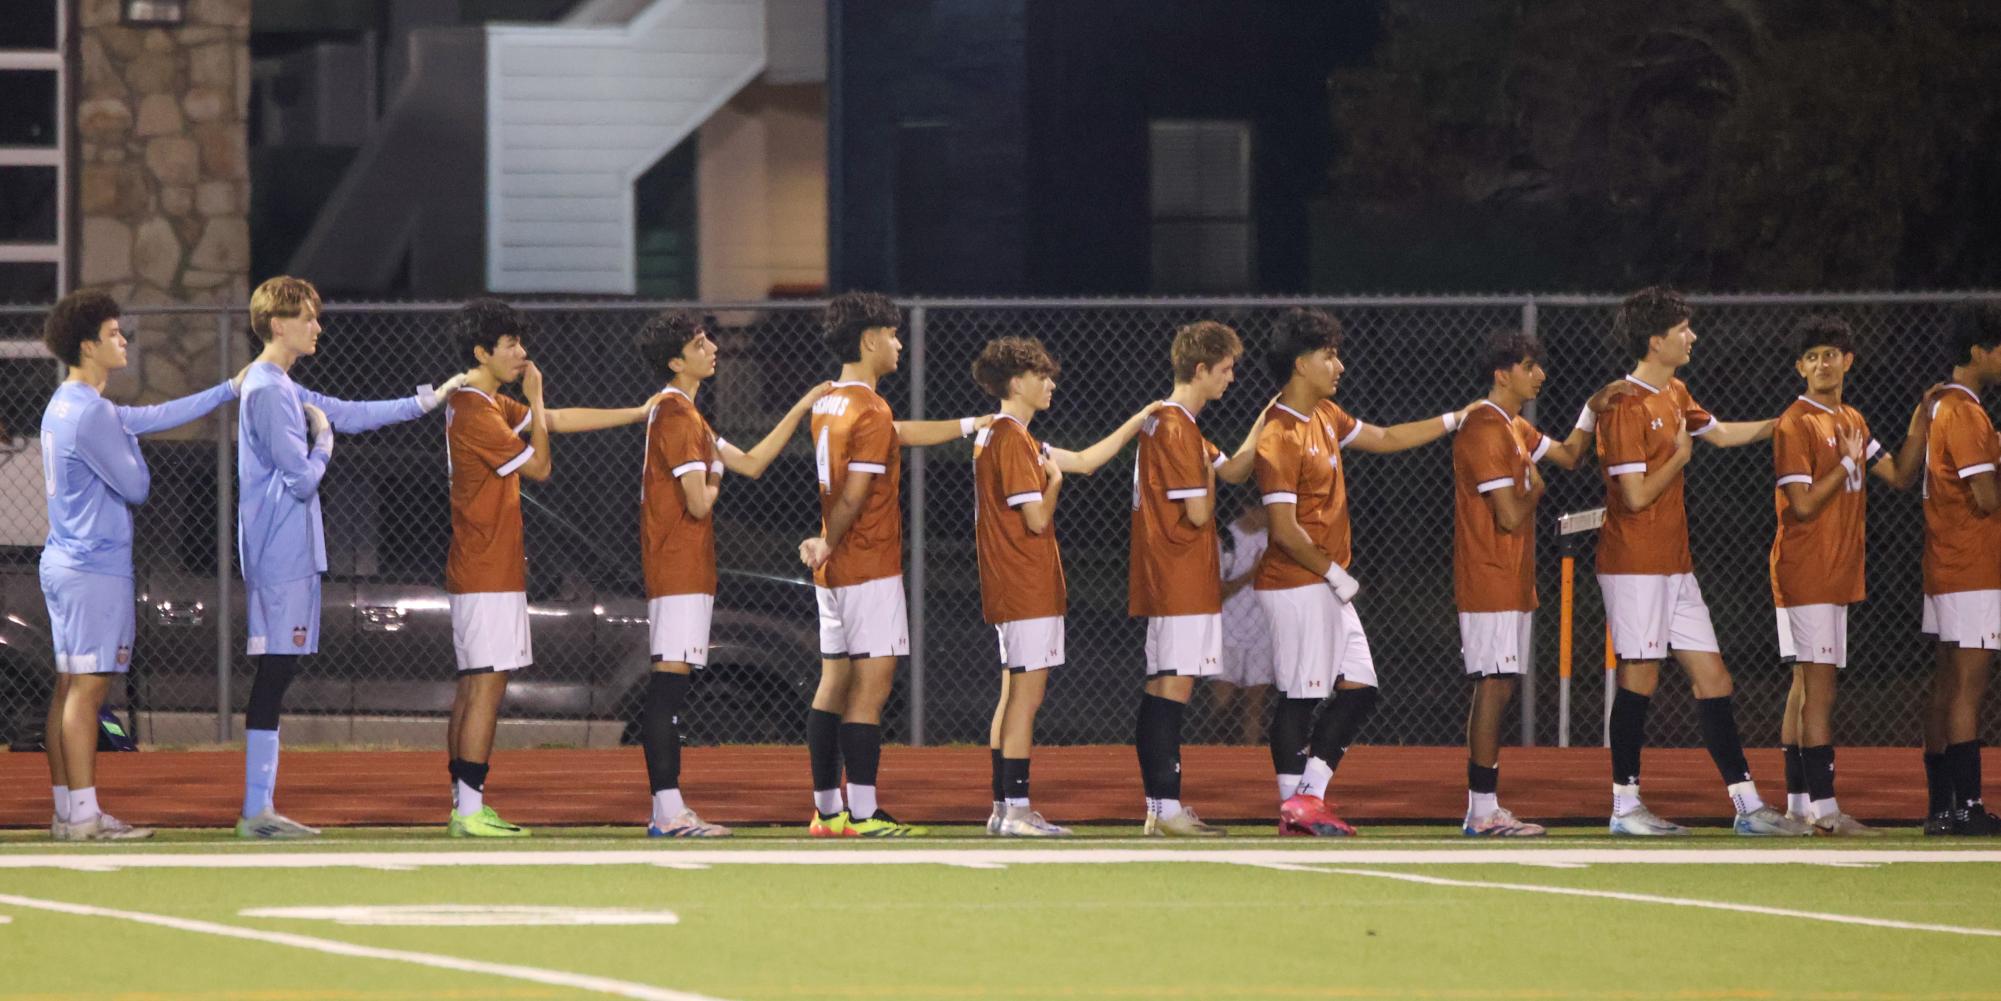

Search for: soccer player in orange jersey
xmin=1256 ymin=308 xmax=1474 ymax=837
xmin=1768 ymin=317 xmax=1930 ymax=836
xmin=441 ymin=299 xmax=663 ymax=838
xmin=1919 ymin=303 xmax=2001 ymax=836
xmin=634 ymin=311 xmax=828 ymax=838
xmin=968 ymin=337 xmax=1158 ymax=837
xmin=795 ymin=292 xmax=992 ymax=838
xmin=1452 ymin=330 xmax=1614 ymax=837
xmin=1594 ymin=287 xmax=1809 ymax=836
xmin=1128 ymin=321 xmax=1263 ymax=836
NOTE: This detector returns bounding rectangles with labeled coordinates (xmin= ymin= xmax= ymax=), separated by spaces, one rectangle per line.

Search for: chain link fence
xmin=0 ymin=294 xmax=1994 ymax=752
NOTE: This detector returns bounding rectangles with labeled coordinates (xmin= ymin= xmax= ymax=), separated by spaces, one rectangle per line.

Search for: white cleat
xmin=648 ymin=809 xmax=732 ymax=838
xmin=1810 ymin=812 xmax=1883 ymax=837
xmin=1144 ymin=806 xmax=1225 ymax=837
xmin=70 ymin=813 xmax=154 ymax=841
xmin=1463 ymin=807 xmax=1546 ymax=837
xmin=985 ymin=800 xmax=1005 ymax=836
xmin=998 ymin=806 xmax=1072 ymax=837
xmin=1735 ymin=805 xmax=1814 ymax=837
xmin=50 ymin=815 xmax=71 ymax=841
xmin=1609 ymin=804 xmax=1688 ymax=836
xmin=236 ymin=810 xmax=321 ymax=840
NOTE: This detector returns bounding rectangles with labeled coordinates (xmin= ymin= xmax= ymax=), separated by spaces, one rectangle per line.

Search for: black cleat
xmin=1953 ymin=807 xmax=2001 ymax=836
xmin=1923 ymin=809 xmax=1958 ymax=836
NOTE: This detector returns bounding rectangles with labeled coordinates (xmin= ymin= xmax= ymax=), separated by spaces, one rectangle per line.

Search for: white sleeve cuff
xmin=1575 ymin=403 xmax=1597 ymax=433
xmin=1776 ymin=474 xmax=1814 ymax=488
xmin=512 ymin=412 xmax=533 ymax=435
xmin=1005 ymin=491 xmax=1042 ymax=508
xmin=1261 ymin=491 xmax=1298 ymax=505
xmin=1529 ymin=437 xmax=1551 ymax=463
xmin=1688 ymin=421 xmax=1719 ymax=436
xmin=1475 ymin=477 xmax=1514 ymax=494
xmin=1865 ymin=439 xmax=1883 ymax=461
xmin=1165 ymin=486 xmax=1209 ymax=500
xmin=1606 ymin=462 xmax=1647 ymax=477
xmin=1210 ymin=452 xmax=1227 ymax=469
xmin=1340 ymin=422 xmax=1365 ymax=447
xmin=670 ymin=460 xmax=709 ymax=478
xmin=1957 ymin=462 xmax=1997 ymax=479
xmin=848 ymin=461 xmax=888 ymax=474
xmin=497 ymin=446 xmax=534 ymax=477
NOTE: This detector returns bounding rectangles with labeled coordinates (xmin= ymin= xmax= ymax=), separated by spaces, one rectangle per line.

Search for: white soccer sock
xmin=1726 ymin=780 xmax=1765 ymax=815
xmin=846 ymin=783 xmax=877 ymax=820
xmin=52 ymin=785 xmax=69 ymax=823
xmin=813 ymin=788 xmax=845 ymax=816
xmin=651 ymin=788 xmax=687 ymax=826
xmin=1155 ymin=798 xmax=1183 ymax=819
xmin=1786 ymin=792 xmax=1810 ymax=816
xmin=1809 ymin=796 xmax=1840 ymax=821
xmin=1277 ymin=774 xmax=1302 ymax=802
xmin=1298 ymin=757 xmax=1335 ymax=800
xmin=454 ymin=780 xmax=483 ymax=818
xmin=1004 ymin=796 xmax=1029 ymax=809
xmin=70 ymin=787 xmax=100 ymax=824
xmin=1468 ymin=790 xmax=1499 ymax=818
xmin=1612 ymin=782 xmax=1641 ymax=816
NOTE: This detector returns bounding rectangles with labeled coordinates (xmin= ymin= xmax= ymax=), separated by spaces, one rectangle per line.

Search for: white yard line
xmin=0 ymin=892 xmax=733 ymax=1001
xmin=0 ymin=847 xmax=1997 ymax=870
xmin=1256 ymin=865 xmax=2001 ymax=939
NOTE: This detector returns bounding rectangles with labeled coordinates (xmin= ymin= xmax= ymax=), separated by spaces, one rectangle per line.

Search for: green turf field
xmin=3 ymin=827 xmax=1998 ymax=1001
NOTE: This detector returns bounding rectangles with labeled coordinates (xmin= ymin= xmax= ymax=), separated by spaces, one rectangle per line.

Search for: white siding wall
xmin=486 ymin=0 xmax=766 ymax=293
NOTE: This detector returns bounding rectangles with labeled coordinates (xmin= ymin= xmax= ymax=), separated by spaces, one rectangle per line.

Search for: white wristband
xmin=960 ymin=417 xmax=976 ymax=438
xmin=1441 ymin=411 xmax=1460 ymax=433
xmin=1576 ymin=403 xmax=1597 ymax=433
xmin=1839 ymin=455 xmax=1858 ymax=477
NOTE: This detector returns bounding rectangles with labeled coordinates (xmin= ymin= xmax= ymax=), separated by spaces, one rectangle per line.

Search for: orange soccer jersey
xmin=972 ymin=415 xmax=1066 ymax=624
xmin=1128 ymin=402 xmax=1224 ymax=617
xmin=641 ymin=388 xmax=723 ymax=599
xmin=1922 ymin=384 xmax=2001 ymax=596
xmin=811 ymin=382 xmax=903 ymax=589
xmin=444 ymin=388 xmax=533 ymax=595
xmin=1452 ymin=401 xmax=1547 ymax=613
xmin=1769 ymin=396 xmax=1878 ymax=607
xmin=1254 ymin=399 xmax=1361 ymax=591
xmin=1595 ymin=376 xmax=1715 ymax=576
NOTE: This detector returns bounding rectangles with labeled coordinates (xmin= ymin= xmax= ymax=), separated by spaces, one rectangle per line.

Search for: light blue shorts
xmin=246 ymin=576 xmax=321 ymax=656
xmin=39 ymin=565 xmax=136 ymax=675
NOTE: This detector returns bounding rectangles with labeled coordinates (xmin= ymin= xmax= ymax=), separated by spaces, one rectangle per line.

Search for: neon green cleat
xmin=808 ymin=810 xmax=854 ymax=837
xmin=846 ymin=810 xmax=929 ymax=837
xmin=448 ymin=805 xmax=530 ymax=838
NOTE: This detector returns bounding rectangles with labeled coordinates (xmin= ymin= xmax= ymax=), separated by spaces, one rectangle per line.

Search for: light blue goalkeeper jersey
xmin=39 ymin=379 xmax=238 ymax=579
xmin=235 ymin=360 xmax=436 ymax=587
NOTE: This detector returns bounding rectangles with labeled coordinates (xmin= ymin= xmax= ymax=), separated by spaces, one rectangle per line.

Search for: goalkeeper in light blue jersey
xmin=39 ymin=290 xmax=241 ymax=841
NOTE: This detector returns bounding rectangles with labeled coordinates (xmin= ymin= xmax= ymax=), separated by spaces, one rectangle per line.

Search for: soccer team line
xmin=26 ymin=280 xmax=2001 ymax=844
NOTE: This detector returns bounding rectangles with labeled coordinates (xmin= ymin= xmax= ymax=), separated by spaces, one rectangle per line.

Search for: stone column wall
xmin=75 ymin=0 xmax=251 ymax=424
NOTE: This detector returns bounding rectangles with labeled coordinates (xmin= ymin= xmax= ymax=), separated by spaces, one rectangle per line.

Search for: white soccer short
xmin=1775 ymin=604 xmax=1848 ymax=667
xmin=450 ymin=591 xmax=532 ymax=672
xmin=995 ymin=615 xmax=1065 ymax=671
xmin=246 ymin=576 xmax=321 ymax=657
xmin=816 ymin=575 xmax=911 ymax=660
xmin=1143 ymin=612 xmax=1223 ymax=678
xmin=1458 ymin=610 xmax=1533 ymax=677
xmin=1597 ymin=572 xmax=1720 ymax=661
xmin=1256 ymin=585 xmax=1379 ymax=697
xmin=1921 ymin=590 xmax=2001 ymax=650
xmin=39 ymin=565 xmax=136 ymax=674
xmin=649 ymin=593 xmax=714 ymax=667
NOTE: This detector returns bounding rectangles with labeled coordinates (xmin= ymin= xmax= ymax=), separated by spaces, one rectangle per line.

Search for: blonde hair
xmin=1170 ymin=321 xmax=1242 ymax=383
xmin=248 ymin=275 xmax=322 ymax=350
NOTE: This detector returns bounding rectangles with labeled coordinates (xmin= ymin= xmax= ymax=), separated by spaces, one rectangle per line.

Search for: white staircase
xmin=485 ymin=0 xmax=766 ymax=293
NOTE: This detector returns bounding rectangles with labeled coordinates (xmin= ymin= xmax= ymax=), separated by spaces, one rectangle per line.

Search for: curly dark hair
xmin=1791 ymin=316 xmax=1855 ymax=361
xmin=1265 ymin=308 xmax=1342 ymax=383
xmin=823 ymin=291 xmax=900 ymax=363
xmin=1613 ymin=286 xmax=1692 ymax=363
xmin=635 ymin=311 xmax=707 ymax=383
xmin=43 ymin=289 xmax=121 ymax=368
xmin=1169 ymin=320 xmax=1243 ymax=383
xmin=970 ymin=336 xmax=1060 ymax=400
xmin=1946 ymin=301 xmax=2001 ymax=367
xmin=1480 ymin=328 xmax=1545 ymax=385
xmin=453 ymin=297 xmax=533 ymax=366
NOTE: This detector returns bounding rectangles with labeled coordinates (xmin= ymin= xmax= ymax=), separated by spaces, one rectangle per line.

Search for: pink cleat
xmin=1279 ymin=793 xmax=1356 ymax=837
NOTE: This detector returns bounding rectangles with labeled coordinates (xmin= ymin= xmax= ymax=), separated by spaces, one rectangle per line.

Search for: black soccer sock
xmin=1468 ymin=760 xmax=1499 ymax=795
xmin=1001 ymin=757 xmax=1030 ymax=803
xmin=1924 ymin=751 xmax=1953 ymax=814
xmin=1801 ymin=744 xmax=1836 ymax=804
xmin=806 ymin=708 xmax=842 ymax=795
xmin=1609 ymin=688 xmax=1651 ymax=787
xmin=990 ymin=748 xmax=1005 ymax=801
xmin=837 ymin=723 xmax=882 ymax=788
xmin=1695 ymin=695 xmax=1752 ymax=786
xmin=1782 ymin=743 xmax=1806 ymax=796
xmin=244 ymin=655 xmax=301 ymax=732
xmin=1307 ymin=686 xmax=1379 ymax=774
xmin=641 ymin=672 xmax=690 ymax=793
xmin=447 ymin=757 xmax=489 ymax=793
xmin=1135 ymin=694 xmax=1184 ymax=801
xmin=1270 ymin=698 xmax=1314 ymax=777
xmin=1946 ymin=740 xmax=1985 ymax=809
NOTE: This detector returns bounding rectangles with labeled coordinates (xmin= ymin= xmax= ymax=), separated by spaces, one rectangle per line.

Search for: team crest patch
xmin=292 ymin=626 xmax=308 ymax=648
xmin=115 ymin=645 xmax=131 ymax=666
